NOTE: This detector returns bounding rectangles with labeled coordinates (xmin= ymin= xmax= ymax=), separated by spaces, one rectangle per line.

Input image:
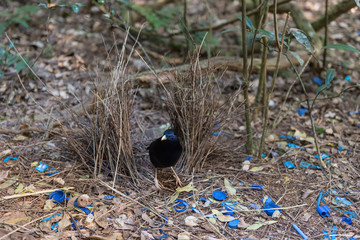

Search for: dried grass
xmin=161 ymin=47 xmax=241 ymax=173
xmin=65 ymin=30 xmax=138 ymax=184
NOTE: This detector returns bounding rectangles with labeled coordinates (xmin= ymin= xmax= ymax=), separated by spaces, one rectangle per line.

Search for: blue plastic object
xmin=46 ymin=168 xmax=58 ymax=176
xmin=349 ymin=110 xmax=360 ymax=115
xmin=284 ymin=161 xmax=295 ymax=169
xmin=341 ymin=216 xmax=352 ymax=225
xmin=158 ymin=229 xmax=169 ymax=239
xmin=323 ymin=229 xmax=329 ymax=239
xmin=292 ymin=224 xmax=309 ymax=239
xmin=335 ymin=196 xmax=354 ymax=206
xmin=315 ymin=153 xmax=330 ymax=159
xmin=228 ymin=219 xmax=240 ymax=229
xmin=251 ymin=184 xmax=263 ymax=190
xmin=317 ymin=189 xmax=331 ymax=217
xmin=199 ymin=197 xmax=207 ymax=202
xmin=51 ymin=222 xmax=59 ymax=231
xmin=281 ymin=135 xmax=295 ymax=141
xmin=298 ymin=108 xmax=308 ymax=116
xmin=288 ymin=143 xmax=306 ymax=150
xmin=3 ymin=156 xmax=18 ymax=162
xmin=174 ymin=199 xmax=189 ymax=212
xmin=300 ymin=162 xmax=310 ymax=168
xmin=330 ymin=226 xmax=337 ymax=240
xmin=263 ymin=197 xmax=281 ymax=216
xmin=245 ymin=156 xmax=253 ymax=161
xmin=105 ymin=195 xmax=114 ymax=200
xmin=213 ymin=131 xmax=225 ymax=136
xmin=338 ymin=146 xmax=343 ymax=151
xmin=41 ymin=213 xmax=63 ymax=222
xmin=222 ymin=201 xmax=235 ymax=215
xmin=313 ymin=76 xmax=323 ymax=85
xmin=49 ymin=190 xmax=65 ymax=204
xmin=345 ymin=75 xmax=351 ymax=81
xmin=35 ymin=162 xmax=49 ymax=172
xmin=212 ymin=190 xmax=227 ymax=201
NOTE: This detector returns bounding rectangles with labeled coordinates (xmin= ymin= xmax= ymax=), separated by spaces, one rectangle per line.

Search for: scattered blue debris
xmin=270 ymin=151 xmax=278 ymax=157
xmin=46 ymin=168 xmax=58 ymax=176
xmin=298 ymin=108 xmax=308 ymax=116
xmin=49 ymin=190 xmax=65 ymax=204
xmin=213 ymin=131 xmax=226 ymax=136
xmin=315 ymin=153 xmax=330 ymax=159
xmin=284 ymin=161 xmax=295 ymax=169
xmin=35 ymin=162 xmax=49 ymax=172
xmin=313 ymin=76 xmax=323 ymax=85
xmin=3 ymin=156 xmax=17 ymax=162
xmin=292 ymin=224 xmax=309 ymax=239
xmin=105 ymin=195 xmax=114 ymax=200
xmin=74 ymin=199 xmax=93 ymax=215
xmin=323 ymin=229 xmax=329 ymax=239
xmin=51 ymin=222 xmax=59 ymax=232
xmin=245 ymin=156 xmax=253 ymax=161
xmin=345 ymin=75 xmax=351 ymax=81
xmin=338 ymin=146 xmax=343 ymax=152
xmin=349 ymin=110 xmax=360 ymax=115
xmin=261 ymin=154 xmax=266 ymax=158
xmin=300 ymin=162 xmax=310 ymax=168
xmin=158 ymin=229 xmax=169 ymax=239
xmin=262 ymin=197 xmax=281 ymax=216
xmin=341 ymin=216 xmax=352 ymax=225
xmin=288 ymin=143 xmax=306 ymax=150
xmin=251 ymin=184 xmax=263 ymax=190
xmin=212 ymin=190 xmax=227 ymax=201
xmin=41 ymin=213 xmax=63 ymax=222
xmin=228 ymin=219 xmax=240 ymax=228
xmin=334 ymin=197 xmax=354 ymax=206
xmin=317 ymin=189 xmax=331 ymax=217
xmin=174 ymin=199 xmax=189 ymax=212
xmin=330 ymin=226 xmax=337 ymax=240
xmin=281 ymin=135 xmax=295 ymax=141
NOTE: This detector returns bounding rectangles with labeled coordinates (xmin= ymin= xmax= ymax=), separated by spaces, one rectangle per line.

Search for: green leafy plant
xmin=0 ymin=5 xmax=39 ymax=35
xmin=0 ymin=44 xmax=31 ymax=77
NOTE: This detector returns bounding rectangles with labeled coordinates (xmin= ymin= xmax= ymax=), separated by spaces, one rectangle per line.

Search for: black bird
xmin=148 ymin=129 xmax=183 ymax=189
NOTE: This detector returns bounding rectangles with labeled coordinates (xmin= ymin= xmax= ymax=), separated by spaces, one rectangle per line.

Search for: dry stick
xmin=285 ymin=54 xmax=326 ymax=169
xmin=322 ymin=0 xmax=329 ymax=67
xmin=258 ymin=13 xmax=290 ymax=158
xmin=272 ymin=54 xmax=313 ymax=129
xmin=2 ymin=187 xmax=75 ymax=200
xmin=241 ymin=0 xmax=254 ymax=154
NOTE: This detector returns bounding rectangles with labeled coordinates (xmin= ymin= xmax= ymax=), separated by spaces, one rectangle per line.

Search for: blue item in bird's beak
xmin=161 ymin=135 xmax=167 ymax=141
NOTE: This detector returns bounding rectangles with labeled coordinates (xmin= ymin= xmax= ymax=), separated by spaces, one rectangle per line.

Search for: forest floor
xmin=0 ymin=1 xmax=359 ymax=239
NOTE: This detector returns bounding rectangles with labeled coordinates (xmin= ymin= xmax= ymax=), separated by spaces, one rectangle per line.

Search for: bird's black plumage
xmin=148 ymin=129 xmax=182 ymax=168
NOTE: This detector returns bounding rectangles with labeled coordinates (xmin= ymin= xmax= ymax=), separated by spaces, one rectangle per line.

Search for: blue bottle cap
xmin=49 ymin=190 xmax=65 ymax=204
xmin=212 ymin=190 xmax=227 ymax=201
xmin=228 ymin=219 xmax=240 ymax=228
xmin=284 ymin=161 xmax=295 ymax=169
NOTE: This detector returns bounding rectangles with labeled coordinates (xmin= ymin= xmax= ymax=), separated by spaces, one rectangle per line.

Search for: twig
xmin=2 ymin=187 xmax=75 ymax=200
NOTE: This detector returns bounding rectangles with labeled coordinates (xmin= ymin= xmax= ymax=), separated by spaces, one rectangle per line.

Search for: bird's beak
xmin=161 ymin=135 xmax=167 ymax=141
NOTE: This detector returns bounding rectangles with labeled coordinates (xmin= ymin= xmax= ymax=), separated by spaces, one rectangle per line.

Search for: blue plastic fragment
xmin=212 ymin=190 xmax=227 ymax=201
xmin=284 ymin=161 xmax=295 ymax=169
xmin=347 ymin=149 xmax=352 ymax=154
xmin=46 ymin=168 xmax=58 ymax=176
xmin=251 ymin=184 xmax=263 ymax=190
xmin=105 ymin=195 xmax=114 ymax=200
xmin=222 ymin=202 xmax=235 ymax=215
xmin=313 ymin=76 xmax=323 ymax=85
xmin=262 ymin=197 xmax=281 ymax=216
xmin=288 ymin=142 xmax=306 ymax=150
xmin=51 ymin=222 xmax=59 ymax=232
xmin=298 ymin=108 xmax=308 ymax=116
xmin=341 ymin=216 xmax=352 ymax=225
xmin=315 ymin=153 xmax=330 ymax=159
xmin=199 ymin=197 xmax=207 ymax=202
xmin=213 ymin=131 xmax=226 ymax=136
xmin=357 ymin=124 xmax=360 ymax=128
xmin=292 ymin=224 xmax=309 ymax=239
xmin=334 ymin=196 xmax=354 ymax=206
xmin=338 ymin=146 xmax=343 ymax=151
xmin=317 ymin=205 xmax=331 ymax=217
xmin=74 ymin=199 xmax=93 ymax=215
xmin=41 ymin=213 xmax=63 ymax=222
xmin=191 ymin=206 xmax=201 ymax=214
xmin=270 ymin=151 xmax=278 ymax=157
xmin=300 ymin=162 xmax=310 ymax=168
xmin=349 ymin=110 xmax=360 ymax=115
xmin=245 ymin=156 xmax=253 ymax=161
xmin=228 ymin=219 xmax=240 ymax=228
xmin=330 ymin=226 xmax=337 ymax=240
xmin=3 ymin=156 xmax=18 ymax=162
xmin=49 ymin=190 xmax=65 ymax=204
xmin=174 ymin=199 xmax=189 ymax=212
xmin=281 ymin=135 xmax=295 ymax=141
xmin=309 ymin=164 xmax=322 ymax=170
xmin=261 ymin=154 xmax=266 ymax=158
xmin=158 ymin=229 xmax=169 ymax=239
xmin=35 ymin=162 xmax=49 ymax=172
xmin=323 ymin=229 xmax=329 ymax=239
xmin=345 ymin=75 xmax=351 ymax=81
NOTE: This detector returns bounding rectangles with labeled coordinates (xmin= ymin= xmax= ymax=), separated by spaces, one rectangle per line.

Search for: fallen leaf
xmin=0 ymin=175 xmax=18 ymax=189
xmin=224 ymin=178 xmax=236 ymax=196
xmin=0 ymin=170 xmax=9 ymax=183
xmin=246 ymin=220 xmax=277 ymax=230
xmin=249 ymin=166 xmax=264 ymax=172
xmin=169 ymin=182 xmax=197 ymax=203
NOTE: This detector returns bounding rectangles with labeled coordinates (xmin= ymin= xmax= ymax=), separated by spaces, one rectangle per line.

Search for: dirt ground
xmin=0 ymin=1 xmax=359 ymax=239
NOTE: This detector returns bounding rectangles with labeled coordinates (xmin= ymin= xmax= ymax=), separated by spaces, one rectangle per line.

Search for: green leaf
xmin=291 ymin=30 xmax=312 ymax=53
xmin=316 ymin=83 xmax=331 ymax=94
xmin=324 ymin=68 xmax=335 ymax=85
xmin=71 ymin=4 xmax=79 ymax=13
xmin=16 ymin=61 xmax=27 ymax=73
xmin=315 ymin=125 xmax=325 ymax=134
xmin=11 ymin=17 xmax=29 ymax=28
xmin=0 ymin=22 xmax=10 ymax=35
xmin=237 ymin=14 xmax=254 ymax=30
xmin=256 ymin=29 xmax=274 ymax=39
xmin=289 ymin=50 xmax=304 ymax=66
xmin=323 ymin=44 xmax=360 ymax=54
xmin=20 ymin=5 xmax=39 ymax=13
